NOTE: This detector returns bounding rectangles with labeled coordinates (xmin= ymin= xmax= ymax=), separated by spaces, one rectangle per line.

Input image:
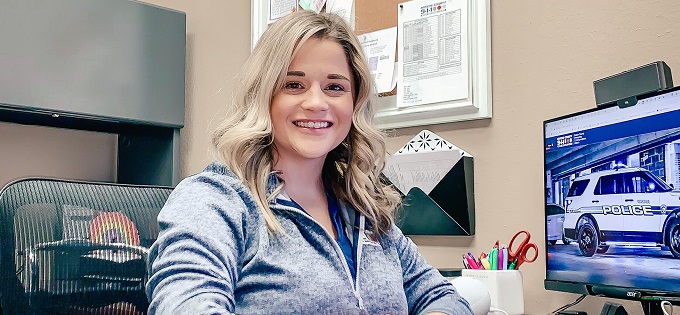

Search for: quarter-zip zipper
xmin=354 ymin=214 xmax=365 ymax=310
xmin=271 ymin=203 xmax=365 ymax=310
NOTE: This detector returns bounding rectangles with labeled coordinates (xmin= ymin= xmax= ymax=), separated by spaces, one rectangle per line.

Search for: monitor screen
xmin=543 ymin=87 xmax=680 ymax=311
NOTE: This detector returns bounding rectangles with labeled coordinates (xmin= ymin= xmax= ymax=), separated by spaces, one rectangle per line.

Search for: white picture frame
xmin=250 ymin=0 xmax=492 ymax=129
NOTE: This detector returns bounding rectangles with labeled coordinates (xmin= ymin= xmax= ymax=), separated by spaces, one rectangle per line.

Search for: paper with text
xmin=385 ymin=150 xmax=462 ymax=195
xmin=359 ymin=27 xmax=397 ymax=94
xmin=397 ymin=0 xmax=470 ymax=107
xmin=268 ymin=0 xmax=297 ymax=24
xmin=384 ymin=130 xmax=471 ymax=195
xmin=326 ymin=0 xmax=354 ymax=27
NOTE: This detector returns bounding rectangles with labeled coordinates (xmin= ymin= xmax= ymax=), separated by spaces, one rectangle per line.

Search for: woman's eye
xmin=326 ymin=84 xmax=347 ymax=92
xmin=284 ymin=82 xmax=303 ymax=90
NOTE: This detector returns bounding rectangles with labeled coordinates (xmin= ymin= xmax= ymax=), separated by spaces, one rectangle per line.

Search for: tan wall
xmin=0 ymin=122 xmax=116 ymax=187
xmin=3 ymin=0 xmax=679 ymax=314
xmin=140 ymin=0 xmax=252 ymax=177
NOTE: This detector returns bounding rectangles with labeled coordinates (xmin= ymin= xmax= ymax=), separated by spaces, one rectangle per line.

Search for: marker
xmin=490 ymin=241 xmax=499 ymax=270
xmin=480 ymin=257 xmax=491 ymax=270
xmin=498 ymin=247 xmax=504 ymax=270
xmin=479 ymin=252 xmax=490 ymax=270
xmin=502 ymin=246 xmax=509 ymax=270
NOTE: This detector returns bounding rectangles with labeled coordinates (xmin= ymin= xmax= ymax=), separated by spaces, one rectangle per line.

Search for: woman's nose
xmin=301 ymin=85 xmax=329 ymax=111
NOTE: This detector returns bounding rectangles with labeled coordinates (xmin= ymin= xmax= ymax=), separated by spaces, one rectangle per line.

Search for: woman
xmin=146 ymin=10 xmax=472 ymax=315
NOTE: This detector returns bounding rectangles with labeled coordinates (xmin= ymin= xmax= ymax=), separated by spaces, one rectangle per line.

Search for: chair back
xmin=0 ymin=178 xmax=172 ymax=315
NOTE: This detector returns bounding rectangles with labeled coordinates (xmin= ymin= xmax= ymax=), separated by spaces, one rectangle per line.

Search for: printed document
xmin=268 ymin=0 xmax=297 ymax=24
xmin=384 ymin=130 xmax=471 ymax=195
xmin=397 ymin=0 xmax=469 ymax=108
xmin=359 ymin=27 xmax=398 ymax=94
xmin=326 ymin=0 xmax=354 ymax=27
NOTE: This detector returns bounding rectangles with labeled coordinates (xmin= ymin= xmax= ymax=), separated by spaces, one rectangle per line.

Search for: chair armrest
xmin=29 ymin=238 xmax=148 ymax=256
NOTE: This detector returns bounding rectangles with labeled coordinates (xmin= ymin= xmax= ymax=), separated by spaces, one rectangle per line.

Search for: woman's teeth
xmin=294 ymin=121 xmax=329 ymax=129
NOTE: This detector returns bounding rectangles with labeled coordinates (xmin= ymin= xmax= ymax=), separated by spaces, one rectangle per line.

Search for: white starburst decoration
xmin=397 ymin=130 xmax=454 ymax=154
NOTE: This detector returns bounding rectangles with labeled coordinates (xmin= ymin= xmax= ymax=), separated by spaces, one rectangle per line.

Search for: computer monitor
xmin=543 ymin=86 xmax=680 ymax=315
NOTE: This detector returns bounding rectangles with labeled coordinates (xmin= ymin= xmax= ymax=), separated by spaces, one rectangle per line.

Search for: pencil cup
xmin=461 ymin=269 xmax=524 ymax=315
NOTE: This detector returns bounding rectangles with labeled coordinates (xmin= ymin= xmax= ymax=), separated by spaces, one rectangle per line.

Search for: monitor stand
xmin=600 ymin=300 xmax=672 ymax=315
xmin=641 ymin=300 xmax=666 ymax=315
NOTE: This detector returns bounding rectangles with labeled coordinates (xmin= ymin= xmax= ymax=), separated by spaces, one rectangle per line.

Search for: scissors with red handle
xmin=507 ymin=230 xmax=538 ymax=270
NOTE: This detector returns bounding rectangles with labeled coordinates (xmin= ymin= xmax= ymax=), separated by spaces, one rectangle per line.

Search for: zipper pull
xmin=355 ymin=291 xmax=364 ymax=310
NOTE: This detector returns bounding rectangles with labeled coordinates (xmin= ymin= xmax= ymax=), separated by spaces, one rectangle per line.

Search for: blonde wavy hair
xmin=211 ymin=11 xmax=401 ymax=236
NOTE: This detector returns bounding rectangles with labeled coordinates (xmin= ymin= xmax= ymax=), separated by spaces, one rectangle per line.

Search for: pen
xmin=475 ymin=256 xmax=483 ymax=268
xmin=462 ymin=255 xmax=471 ymax=269
xmin=508 ymin=257 xmax=518 ymax=270
xmin=466 ymin=252 xmax=480 ymax=269
xmin=490 ymin=247 xmax=498 ymax=270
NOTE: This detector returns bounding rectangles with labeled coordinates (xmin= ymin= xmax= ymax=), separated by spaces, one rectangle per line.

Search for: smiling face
xmin=270 ymin=37 xmax=355 ymax=168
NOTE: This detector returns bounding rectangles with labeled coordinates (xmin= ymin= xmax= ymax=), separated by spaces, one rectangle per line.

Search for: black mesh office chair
xmin=0 ymin=178 xmax=173 ymax=315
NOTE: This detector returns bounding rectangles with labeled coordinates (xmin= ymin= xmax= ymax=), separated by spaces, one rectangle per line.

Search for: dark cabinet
xmin=0 ymin=0 xmax=186 ymax=186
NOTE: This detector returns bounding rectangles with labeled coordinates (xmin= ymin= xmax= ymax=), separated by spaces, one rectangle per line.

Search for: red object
xmin=507 ymin=230 xmax=538 ymax=269
xmin=90 ymin=212 xmax=140 ymax=246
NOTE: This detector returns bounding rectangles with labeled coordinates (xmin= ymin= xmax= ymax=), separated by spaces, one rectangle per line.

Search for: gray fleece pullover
xmin=146 ymin=162 xmax=472 ymax=315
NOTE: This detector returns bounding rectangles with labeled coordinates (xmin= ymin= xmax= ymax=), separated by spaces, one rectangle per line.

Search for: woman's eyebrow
xmin=327 ymin=74 xmax=350 ymax=81
xmin=286 ymin=71 xmax=305 ymax=77
xmin=285 ymin=71 xmax=349 ymax=82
